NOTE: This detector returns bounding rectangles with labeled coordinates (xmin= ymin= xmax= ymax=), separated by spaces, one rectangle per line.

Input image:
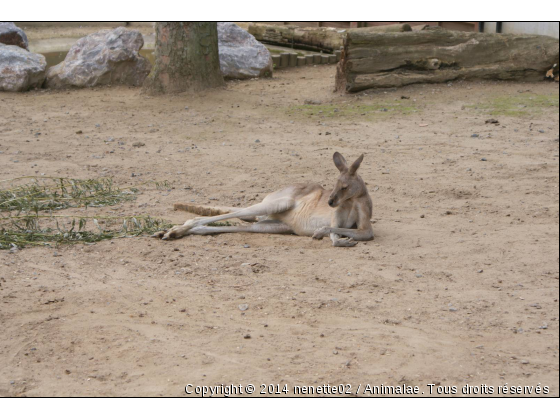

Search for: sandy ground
xmin=0 ymin=65 xmax=558 ymax=397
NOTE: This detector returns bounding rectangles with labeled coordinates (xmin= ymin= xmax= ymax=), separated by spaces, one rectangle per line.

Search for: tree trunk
xmin=143 ymin=22 xmax=224 ymax=95
xmin=336 ymin=27 xmax=560 ymax=93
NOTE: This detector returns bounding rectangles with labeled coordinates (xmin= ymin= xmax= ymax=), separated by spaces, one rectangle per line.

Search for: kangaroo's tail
xmin=173 ymin=203 xmax=239 ymax=217
xmin=173 ymin=203 xmax=258 ymax=223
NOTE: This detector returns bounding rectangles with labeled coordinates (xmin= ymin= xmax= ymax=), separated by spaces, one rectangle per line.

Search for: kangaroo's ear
xmin=349 ymin=154 xmax=364 ymax=175
xmin=333 ymin=152 xmax=348 ymax=173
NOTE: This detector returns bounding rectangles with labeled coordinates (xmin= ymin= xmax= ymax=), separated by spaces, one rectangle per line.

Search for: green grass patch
xmin=208 ymin=222 xmax=233 ymax=227
xmin=0 ymin=214 xmax=172 ymax=250
xmin=0 ymin=177 xmax=137 ymax=213
xmin=467 ymin=93 xmax=559 ymax=117
xmin=0 ymin=177 xmax=173 ymax=249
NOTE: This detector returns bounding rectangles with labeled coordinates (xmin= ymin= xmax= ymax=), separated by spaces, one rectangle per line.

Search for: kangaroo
xmin=153 ymin=153 xmax=374 ymax=247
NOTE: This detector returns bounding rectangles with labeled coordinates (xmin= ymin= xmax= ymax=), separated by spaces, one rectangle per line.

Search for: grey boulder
xmin=0 ymin=22 xmax=28 ymax=50
xmin=0 ymin=43 xmax=46 ymax=92
xmin=45 ymin=27 xmax=151 ymax=89
xmin=218 ymin=22 xmax=273 ymax=79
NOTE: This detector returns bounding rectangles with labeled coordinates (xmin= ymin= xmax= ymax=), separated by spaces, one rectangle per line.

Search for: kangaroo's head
xmin=328 ymin=152 xmax=366 ymax=208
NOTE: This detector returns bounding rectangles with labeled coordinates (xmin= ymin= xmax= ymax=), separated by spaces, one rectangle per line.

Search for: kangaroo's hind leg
xmin=187 ymin=220 xmax=293 ymax=236
xmin=157 ymin=197 xmax=295 ymax=240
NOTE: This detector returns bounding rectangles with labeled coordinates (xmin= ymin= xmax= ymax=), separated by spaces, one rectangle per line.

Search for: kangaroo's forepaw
xmin=312 ymin=227 xmax=330 ymax=240
xmin=334 ymin=238 xmax=358 ymax=248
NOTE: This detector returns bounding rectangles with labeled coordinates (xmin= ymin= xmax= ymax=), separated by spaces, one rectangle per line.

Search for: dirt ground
xmin=0 ymin=64 xmax=558 ymax=397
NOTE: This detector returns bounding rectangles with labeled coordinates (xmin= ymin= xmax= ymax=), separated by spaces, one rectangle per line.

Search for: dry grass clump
xmin=0 ymin=177 xmax=172 ymax=250
xmin=0 ymin=177 xmax=137 ymax=213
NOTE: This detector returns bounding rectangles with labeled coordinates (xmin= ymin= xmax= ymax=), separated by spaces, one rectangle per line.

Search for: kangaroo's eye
xmin=341 ymin=185 xmax=348 ymax=190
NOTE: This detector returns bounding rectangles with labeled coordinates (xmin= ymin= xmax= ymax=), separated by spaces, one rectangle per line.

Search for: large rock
xmin=218 ymin=22 xmax=273 ymax=79
xmin=44 ymin=27 xmax=151 ymax=89
xmin=0 ymin=43 xmax=46 ymax=92
xmin=0 ymin=22 xmax=28 ymax=50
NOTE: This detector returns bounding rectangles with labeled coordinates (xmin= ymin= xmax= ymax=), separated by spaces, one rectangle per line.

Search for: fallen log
xmin=248 ymin=23 xmax=345 ymax=52
xmin=335 ymin=27 xmax=560 ymax=92
xmin=359 ymin=23 xmax=412 ymax=33
xmin=247 ymin=23 xmax=413 ymax=53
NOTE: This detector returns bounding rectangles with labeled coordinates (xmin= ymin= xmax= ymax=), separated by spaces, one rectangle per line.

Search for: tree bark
xmin=143 ymin=22 xmax=224 ymax=95
xmin=336 ymin=27 xmax=560 ymax=93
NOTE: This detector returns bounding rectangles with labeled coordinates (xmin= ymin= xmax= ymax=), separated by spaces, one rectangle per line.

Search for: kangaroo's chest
xmin=335 ymin=204 xmax=360 ymax=229
xmin=290 ymin=205 xmax=333 ymax=236
xmin=275 ymin=190 xmax=333 ymax=236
